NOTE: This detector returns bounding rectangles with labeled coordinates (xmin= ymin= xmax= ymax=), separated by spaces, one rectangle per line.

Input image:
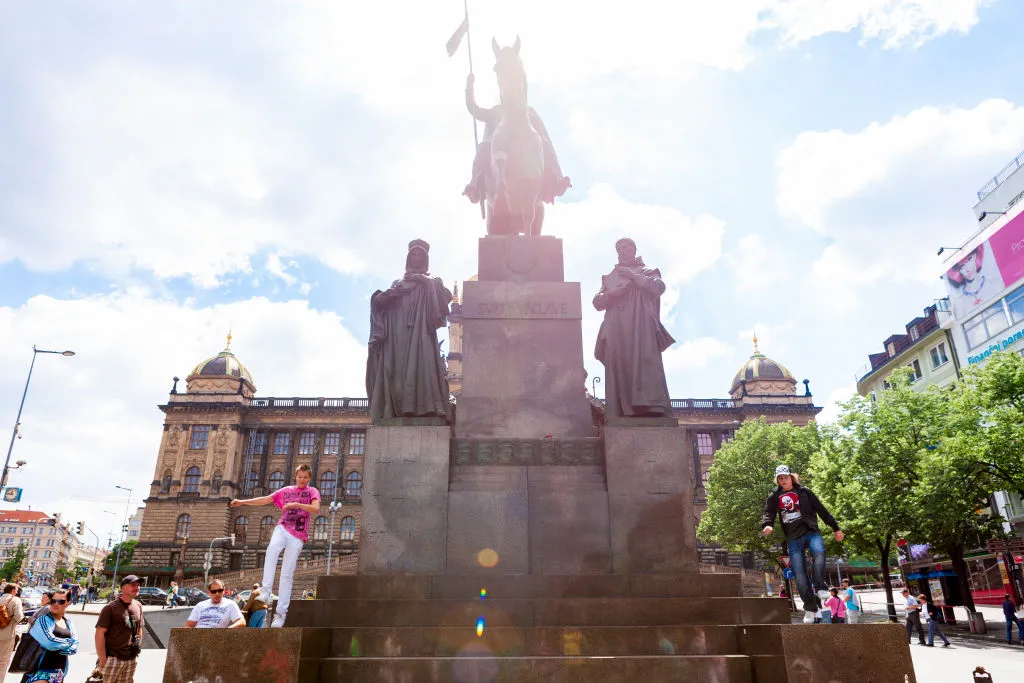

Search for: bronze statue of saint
xmin=366 ymin=240 xmax=452 ymax=423
xmin=593 ymin=238 xmax=675 ymax=418
xmin=463 ymin=36 xmax=570 ymax=236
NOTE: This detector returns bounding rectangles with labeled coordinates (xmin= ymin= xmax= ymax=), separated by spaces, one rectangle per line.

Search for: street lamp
xmin=3 ymin=346 xmax=75 ymax=489
xmin=204 ymin=535 xmax=236 ymax=587
xmin=326 ymin=501 xmax=342 ymax=576
xmin=112 ymin=485 xmax=133 ymax=589
xmin=836 ymin=558 xmax=844 ymax=585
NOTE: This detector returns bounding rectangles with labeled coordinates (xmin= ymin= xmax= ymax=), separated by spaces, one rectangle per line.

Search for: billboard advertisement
xmin=945 ymin=209 xmax=1024 ymax=319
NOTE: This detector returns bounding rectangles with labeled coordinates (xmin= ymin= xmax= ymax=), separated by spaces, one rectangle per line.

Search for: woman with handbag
xmin=0 ymin=583 xmax=26 ymax=674
xmin=12 ymin=588 xmax=79 ymax=682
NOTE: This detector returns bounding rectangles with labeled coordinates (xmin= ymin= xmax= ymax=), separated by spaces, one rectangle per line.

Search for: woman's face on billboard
xmin=957 ymin=254 xmax=979 ymax=281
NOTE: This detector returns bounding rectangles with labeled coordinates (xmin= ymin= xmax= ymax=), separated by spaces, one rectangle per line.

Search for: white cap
xmin=774 ymin=465 xmax=792 ymax=480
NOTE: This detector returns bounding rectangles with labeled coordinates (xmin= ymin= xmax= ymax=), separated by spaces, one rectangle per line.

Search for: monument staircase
xmin=164 ymin=235 xmax=915 ymax=682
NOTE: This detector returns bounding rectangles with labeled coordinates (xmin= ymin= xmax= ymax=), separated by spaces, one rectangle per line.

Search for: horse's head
xmin=492 ymin=35 xmax=527 ymax=107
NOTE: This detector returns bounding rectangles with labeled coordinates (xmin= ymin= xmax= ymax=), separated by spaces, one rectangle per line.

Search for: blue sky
xmin=2 ymin=0 xmax=1024 ymax=540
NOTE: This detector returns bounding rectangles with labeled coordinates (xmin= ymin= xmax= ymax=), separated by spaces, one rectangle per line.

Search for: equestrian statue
xmin=463 ymin=36 xmax=571 ymax=236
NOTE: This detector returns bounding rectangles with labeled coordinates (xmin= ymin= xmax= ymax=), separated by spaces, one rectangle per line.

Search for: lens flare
xmin=477 ymin=548 xmax=499 ymax=568
xmin=476 ymin=617 xmax=485 ymax=637
xmin=480 ymin=588 xmax=487 ymax=600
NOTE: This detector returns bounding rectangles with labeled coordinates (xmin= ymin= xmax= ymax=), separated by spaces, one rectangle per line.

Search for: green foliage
xmin=0 ymin=544 xmax=28 ymax=580
xmin=963 ymin=351 xmax=1024 ymax=499
xmin=697 ymin=418 xmax=822 ymax=564
xmin=104 ymin=540 xmax=137 ymax=569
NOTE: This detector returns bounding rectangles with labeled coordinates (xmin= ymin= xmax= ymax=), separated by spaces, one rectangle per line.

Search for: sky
xmin=2 ymin=0 xmax=1024 ymax=546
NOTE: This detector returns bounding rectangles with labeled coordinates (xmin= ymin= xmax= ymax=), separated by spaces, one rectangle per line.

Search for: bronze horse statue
xmin=464 ymin=36 xmax=570 ymax=235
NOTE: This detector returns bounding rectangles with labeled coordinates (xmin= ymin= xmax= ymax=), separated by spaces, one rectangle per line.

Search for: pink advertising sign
xmin=945 ymin=209 xmax=1024 ymax=319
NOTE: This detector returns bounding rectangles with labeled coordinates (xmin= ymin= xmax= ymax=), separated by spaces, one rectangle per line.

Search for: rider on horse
xmin=463 ymin=37 xmax=570 ymax=210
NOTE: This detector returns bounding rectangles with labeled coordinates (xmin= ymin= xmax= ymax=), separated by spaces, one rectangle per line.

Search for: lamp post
xmin=79 ymin=524 xmax=101 ymax=612
xmin=836 ymin=558 xmax=844 ymax=585
xmin=326 ymin=501 xmax=342 ymax=576
xmin=3 ymin=346 xmax=75 ymax=489
xmin=204 ymin=535 xmax=235 ymax=587
xmin=112 ymin=485 xmax=133 ymax=590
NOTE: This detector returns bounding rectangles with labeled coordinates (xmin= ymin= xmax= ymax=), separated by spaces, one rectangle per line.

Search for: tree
xmin=104 ymin=540 xmax=137 ymax=569
xmin=811 ymin=371 xmax=942 ymax=622
xmin=0 ymin=544 xmax=29 ymax=581
xmin=698 ymin=418 xmax=822 ymax=567
xmin=966 ymin=351 xmax=1024 ymax=499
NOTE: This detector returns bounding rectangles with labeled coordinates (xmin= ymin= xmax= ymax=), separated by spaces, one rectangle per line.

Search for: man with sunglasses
xmin=184 ymin=579 xmax=244 ymax=629
xmin=94 ymin=575 xmax=145 ymax=682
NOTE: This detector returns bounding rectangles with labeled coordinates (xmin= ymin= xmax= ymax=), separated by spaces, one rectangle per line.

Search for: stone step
xmin=315 ymin=573 xmax=742 ymax=600
xmin=325 ymin=624 xmax=741 ymax=657
xmin=288 ymin=596 xmax=789 ymax=628
xmin=318 ymin=653 xmax=753 ymax=682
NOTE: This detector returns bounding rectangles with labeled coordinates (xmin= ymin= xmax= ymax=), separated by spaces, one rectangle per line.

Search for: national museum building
xmin=135 ymin=315 xmax=819 ymax=578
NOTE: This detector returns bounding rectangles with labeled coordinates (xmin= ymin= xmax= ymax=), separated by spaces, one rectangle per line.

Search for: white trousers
xmin=846 ymin=609 xmax=859 ymax=624
xmin=262 ymin=525 xmax=304 ymax=617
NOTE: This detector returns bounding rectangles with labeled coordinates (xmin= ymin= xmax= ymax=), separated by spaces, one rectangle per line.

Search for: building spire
xmin=752 ymin=329 xmax=760 ymax=355
xmin=452 ymin=281 xmax=460 ymax=304
xmin=225 ymin=329 xmax=233 ymax=351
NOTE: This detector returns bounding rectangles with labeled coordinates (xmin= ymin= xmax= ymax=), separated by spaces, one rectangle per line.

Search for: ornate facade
xmin=137 ymin=326 xmax=817 ymax=580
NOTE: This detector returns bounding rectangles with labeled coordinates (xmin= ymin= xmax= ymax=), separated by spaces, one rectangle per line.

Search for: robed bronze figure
xmin=366 ymin=240 xmax=452 ymax=423
xmin=593 ymin=238 xmax=675 ymax=419
xmin=464 ymin=36 xmax=570 ymax=236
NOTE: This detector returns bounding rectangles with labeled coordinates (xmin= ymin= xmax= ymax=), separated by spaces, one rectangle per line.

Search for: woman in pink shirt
xmin=825 ymin=586 xmax=848 ymax=623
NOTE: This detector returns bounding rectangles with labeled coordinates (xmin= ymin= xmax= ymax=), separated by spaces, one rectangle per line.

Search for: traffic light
xmin=76 ymin=521 xmax=85 ymax=535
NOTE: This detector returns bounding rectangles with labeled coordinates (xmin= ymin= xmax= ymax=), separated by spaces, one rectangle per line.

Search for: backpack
xmin=0 ymin=595 xmax=13 ymax=628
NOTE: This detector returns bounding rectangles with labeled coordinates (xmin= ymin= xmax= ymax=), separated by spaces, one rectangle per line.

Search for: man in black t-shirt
xmin=94 ymin=575 xmax=144 ymax=682
xmin=761 ymin=465 xmax=844 ymax=622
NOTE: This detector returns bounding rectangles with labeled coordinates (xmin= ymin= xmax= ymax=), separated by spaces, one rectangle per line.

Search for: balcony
xmin=339 ymin=495 xmax=362 ymax=506
xmin=671 ymin=399 xmax=736 ymax=410
xmin=176 ymin=491 xmax=200 ymax=500
xmin=249 ymin=397 xmax=369 ymax=409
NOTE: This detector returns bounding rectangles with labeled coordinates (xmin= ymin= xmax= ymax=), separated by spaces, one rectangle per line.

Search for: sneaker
xmin=271 ymin=613 xmax=286 ymax=628
xmin=803 ymin=611 xmax=816 ymax=624
xmin=942 ymin=643 xmax=950 ymax=647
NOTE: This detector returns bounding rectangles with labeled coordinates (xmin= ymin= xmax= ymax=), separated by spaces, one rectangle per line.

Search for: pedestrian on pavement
xmin=184 ymin=579 xmax=245 ymax=629
xmin=825 ymin=587 xmax=847 ymax=623
xmin=93 ymin=575 xmax=144 ymax=682
xmin=165 ymin=581 xmax=179 ymax=609
xmin=88 ymin=585 xmax=97 ymax=603
xmin=0 ymin=583 xmax=26 ymax=675
xmin=27 ymin=591 xmax=54 ymax=629
xmin=231 ymin=463 xmax=321 ymax=627
xmin=917 ymin=594 xmax=950 ymax=647
xmin=243 ymin=583 xmax=268 ymax=628
xmin=841 ymin=579 xmax=860 ymax=624
xmin=761 ymin=465 xmax=845 ymax=623
xmin=1003 ymin=593 xmax=1024 ymax=644
xmin=902 ymin=588 xmax=926 ymax=644
xmin=24 ymin=587 xmax=79 ymax=681
xmin=70 ymin=583 xmax=80 ymax=606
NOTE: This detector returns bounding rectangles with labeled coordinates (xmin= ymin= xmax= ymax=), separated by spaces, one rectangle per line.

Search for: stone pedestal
xmin=357 ymin=425 xmax=451 ymax=574
xmin=605 ymin=425 xmax=696 ymax=574
xmin=457 ymin=236 xmax=594 ymax=440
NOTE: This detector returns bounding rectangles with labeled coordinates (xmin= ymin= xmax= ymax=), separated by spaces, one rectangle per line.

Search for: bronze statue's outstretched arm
xmin=465 ymin=74 xmax=499 ymax=124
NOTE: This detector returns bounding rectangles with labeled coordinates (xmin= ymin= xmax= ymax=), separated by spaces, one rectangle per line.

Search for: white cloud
xmin=0 ymin=291 xmax=366 ymax=545
xmin=664 ymin=337 xmax=736 ymax=373
xmin=765 ymin=0 xmax=991 ymax=49
xmin=815 ymin=383 xmax=858 ymax=424
xmin=727 ymin=234 xmax=794 ymax=292
xmin=776 ymin=98 xmax=1024 ymax=309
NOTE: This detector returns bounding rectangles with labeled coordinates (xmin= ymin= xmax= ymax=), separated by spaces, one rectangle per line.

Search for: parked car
xmin=177 ymin=587 xmax=209 ymax=606
xmin=136 ymin=586 xmax=168 ymax=605
xmin=20 ymin=588 xmax=44 ymax=621
xmin=235 ymin=588 xmax=276 ymax=608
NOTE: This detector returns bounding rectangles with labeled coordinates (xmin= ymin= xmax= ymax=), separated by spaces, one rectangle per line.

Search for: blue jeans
xmin=787 ymin=531 xmax=826 ymax=612
xmin=249 ymin=609 xmax=267 ymax=628
xmin=1007 ymin=616 xmax=1023 ymax=643
xmin=928 ymin=619 xmax=949 ymax=645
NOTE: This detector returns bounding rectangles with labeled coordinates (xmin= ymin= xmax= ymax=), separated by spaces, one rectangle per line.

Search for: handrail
xmin=978 ymin=148 xmax=1024 ymax=200
xmin=248 ymin=397 xmax=369 ymax=409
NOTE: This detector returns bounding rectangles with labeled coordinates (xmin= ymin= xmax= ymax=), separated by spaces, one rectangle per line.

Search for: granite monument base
xmin=605 ymin=425 xmax=697 ymax=573
xmin=163 ymin=627 xmax=329 ymax=683
xmin=357 ymin=425 xmax=451 ymax=574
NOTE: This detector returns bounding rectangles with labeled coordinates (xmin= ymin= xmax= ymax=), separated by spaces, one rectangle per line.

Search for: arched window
xmin=234 ymin=516 xmax=248 ymax=544
xmin=245 ymin=471 xmax=259 ymax=496
xmin=701 ymin=469 xmax=711 ymax=487
xmin=259 ymin=516 xmax=275 ymax=543
xmin=183 ymin=467 xmax=201 ymax=493
xmin=340 ymin=516 xmax=356 ymax=541
xmin=345 ymin=471 xmax=362 ymax=498
xmin=268 ymin=471 xmax=285 ymax=492
xmin=211 ymin=472 xmax=222 ymax=494
xmin=319 ymin=472 xmax=337 ymax=500
xmin=160 ymin=470 xmax=172 ymax=494
xmin=175 ymin=514 xmax=191 ymax=540
xmin=313 ymin=516 xmax=329 ymax=542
